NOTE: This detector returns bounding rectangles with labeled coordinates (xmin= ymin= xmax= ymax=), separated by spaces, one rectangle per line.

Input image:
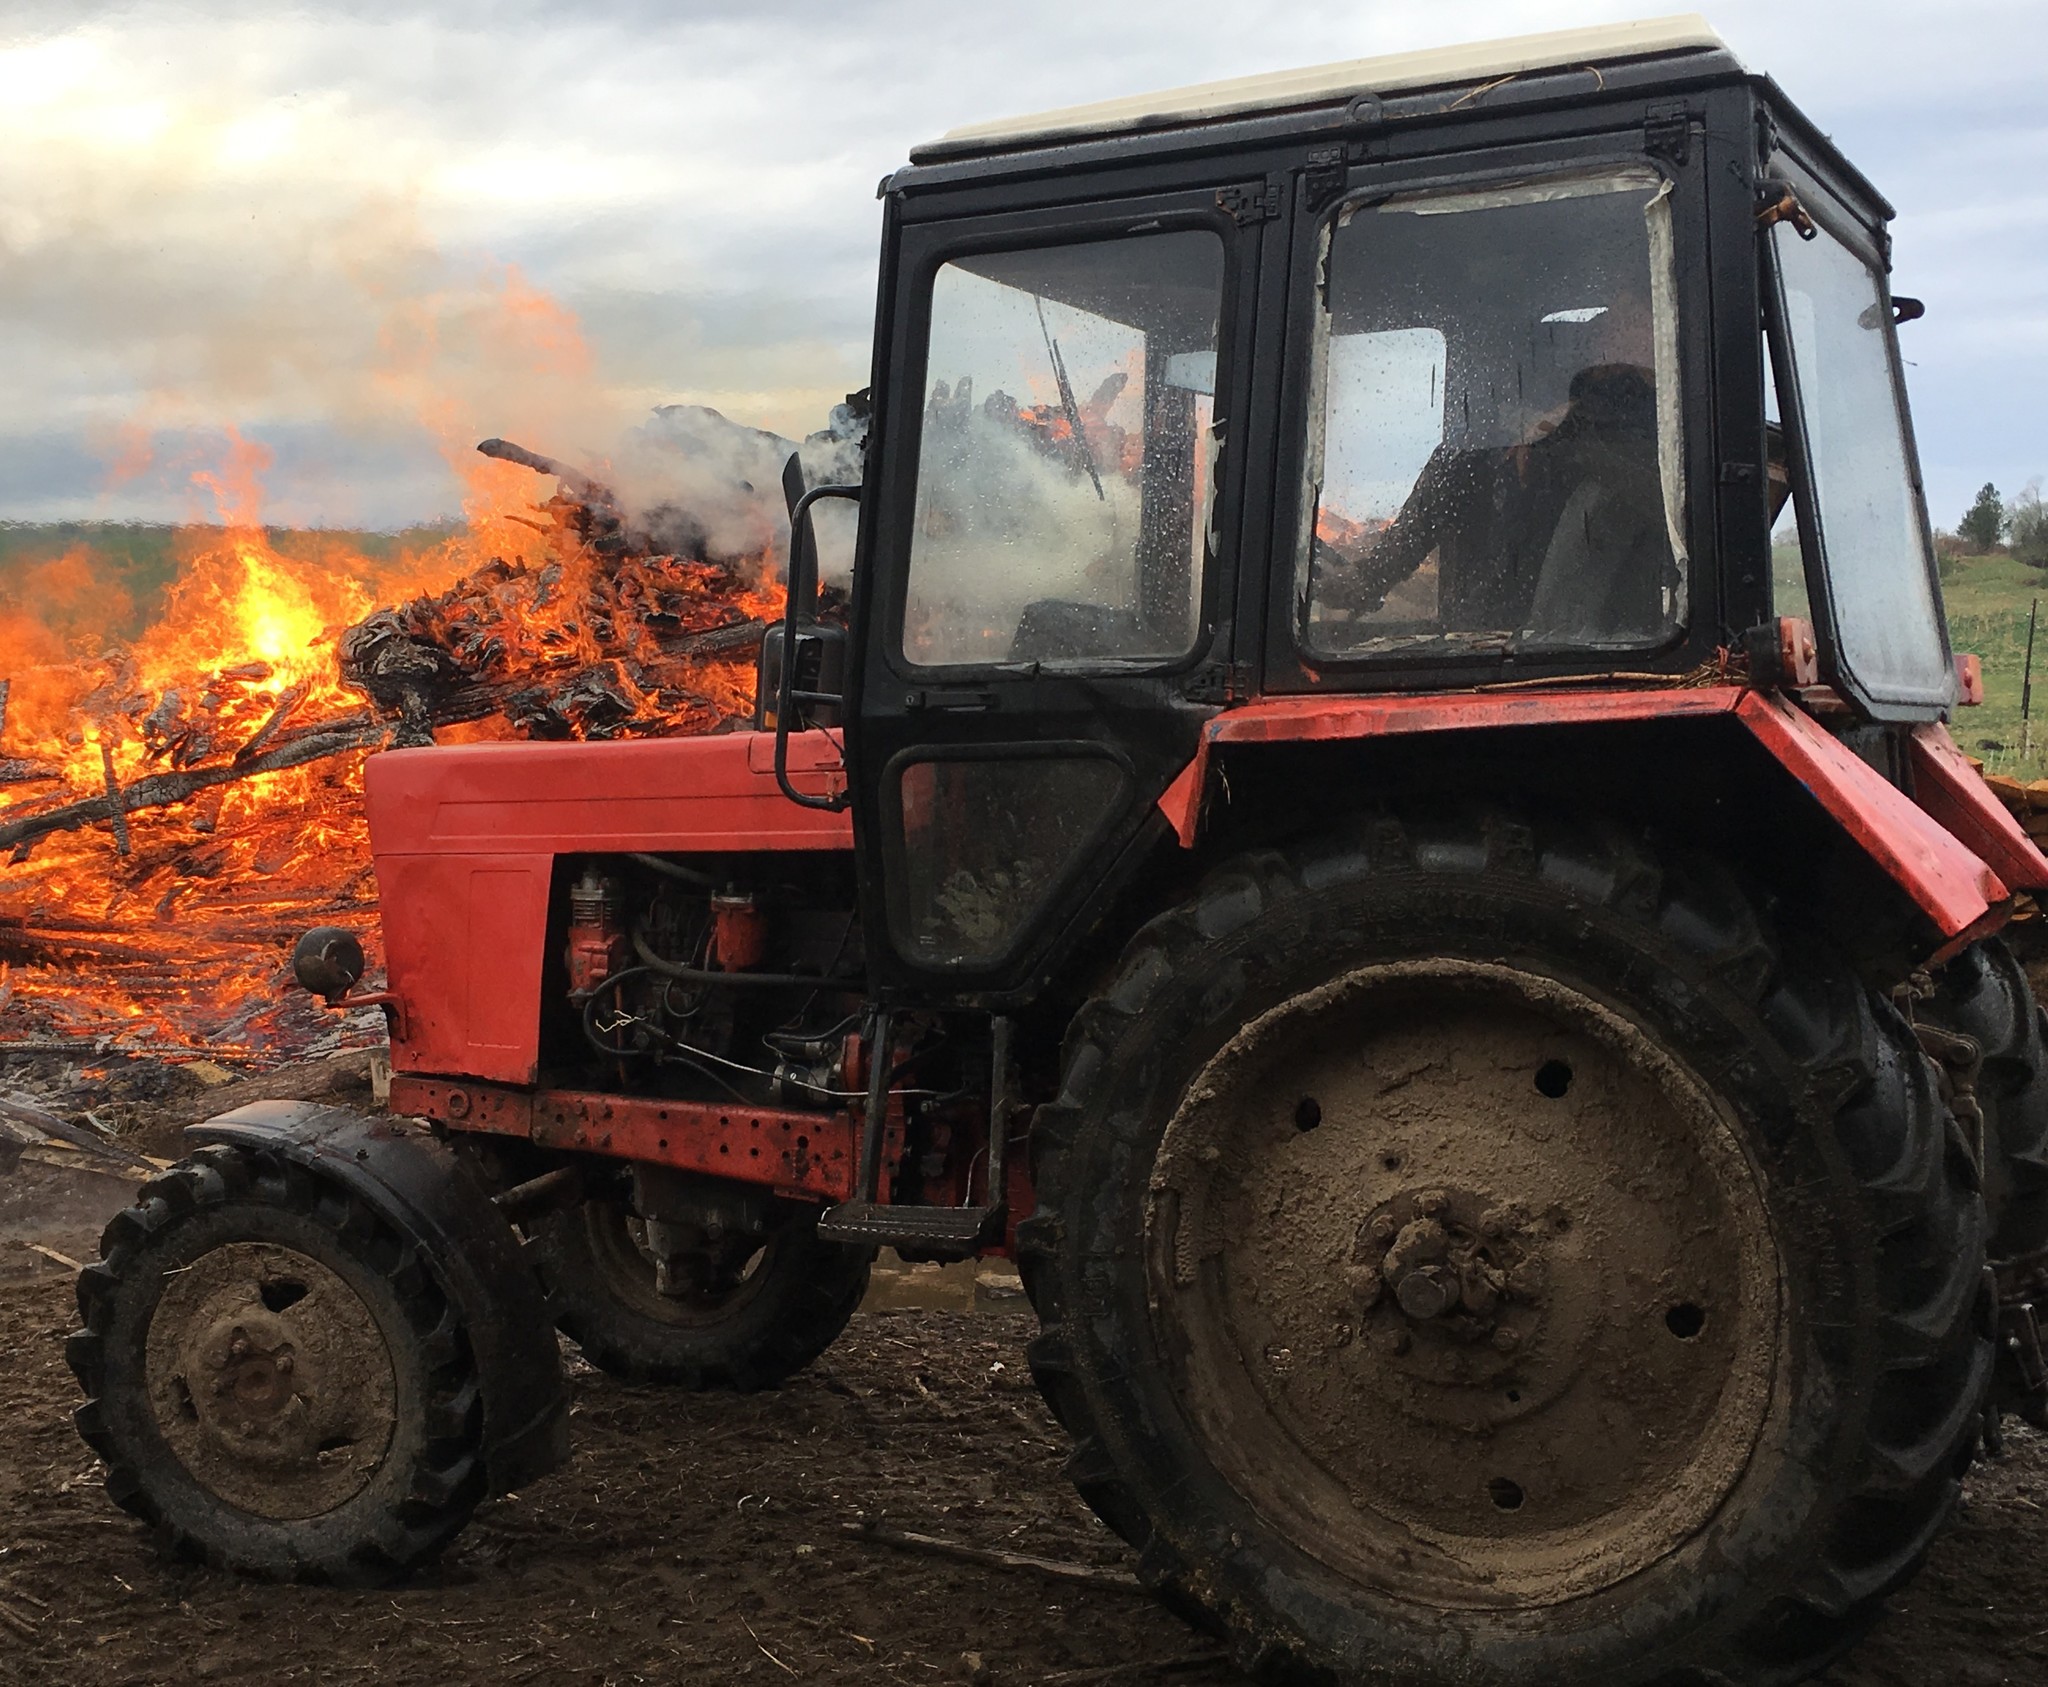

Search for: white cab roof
xmin=920 ymin=15 xmax=1732 ymax=159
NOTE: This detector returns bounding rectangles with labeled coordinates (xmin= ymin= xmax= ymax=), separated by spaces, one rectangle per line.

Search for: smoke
xmin=904 ymin=384 xmax=1147 ymax=664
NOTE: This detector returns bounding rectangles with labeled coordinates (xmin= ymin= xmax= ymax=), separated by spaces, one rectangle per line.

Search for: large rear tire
xmin=532 ymin=1194 xmax=871 ymax=1389
xmin=1019 ymin=812 xmax=1991 ymax=1687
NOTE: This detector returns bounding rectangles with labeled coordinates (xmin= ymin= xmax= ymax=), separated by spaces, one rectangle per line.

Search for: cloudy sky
xmin=1 ymin=0 xmax=2042 ymax=531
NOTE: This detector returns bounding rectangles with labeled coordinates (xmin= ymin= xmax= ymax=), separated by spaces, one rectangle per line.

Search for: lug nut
xmin=1368 ymin=1214 xmax=1397 ymax=1245
xmin=275 ymin=1354 xmax=294 ymax=1375
xmin=1492 ymin=1327 xmax=1521 ymax=1354
xmin=1347 ymin=1265 xmax=1384 ymax=1310
xmin=1394 ymin=1264 xmax=1457 ymax=1321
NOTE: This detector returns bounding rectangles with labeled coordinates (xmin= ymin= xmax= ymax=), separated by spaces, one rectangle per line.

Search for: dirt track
xmin=3 ymin=1155 xmax=2048 ymax=1686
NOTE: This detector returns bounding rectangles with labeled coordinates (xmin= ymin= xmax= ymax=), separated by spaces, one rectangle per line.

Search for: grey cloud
xmin=0 ymin=0 xmax=2042 ymax=530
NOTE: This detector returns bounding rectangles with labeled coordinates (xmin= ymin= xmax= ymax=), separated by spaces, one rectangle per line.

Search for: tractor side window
xmin=1768 ymin=216 xmax=1950 ymax=707
xmin=901 ymin=230 xmax=1225 ymax=669
xmin=1300 ymin=167 xmax=1687 ymax=660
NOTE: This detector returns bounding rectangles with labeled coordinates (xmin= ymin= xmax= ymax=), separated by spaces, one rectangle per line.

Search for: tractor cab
xmin=768 ymin=13 xmax=1965 ymax=1003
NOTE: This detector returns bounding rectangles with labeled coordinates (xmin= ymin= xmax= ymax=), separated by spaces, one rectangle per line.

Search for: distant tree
xmin=1960 ymin=482 xmax=2007 ymax=553
xmin=2011 ymin=481 xmax=2048 ymax=568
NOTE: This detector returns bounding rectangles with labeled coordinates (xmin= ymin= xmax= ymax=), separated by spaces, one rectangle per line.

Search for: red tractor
xmin=68 ymin=18 xmax=2048 ymax=1686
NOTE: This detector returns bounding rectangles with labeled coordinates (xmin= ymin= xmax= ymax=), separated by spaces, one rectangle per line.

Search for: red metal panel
xmin=389 ymin=1075 xmax=860 ymax=1204
xmin=365 ymin=729 xmax=853 ymax=856
xmin=375 ymin=853 xmax=552 ymax=1083
xmin=1151 ymin=685 xmax=2007 ymax=951
xmin=1907 ymin=723 xmax=2048 ymax=895
xmin=465 ymin=867 xmax=544 ymax=1051
xmin=1731 ymin=692 xmax=2005 ymax=954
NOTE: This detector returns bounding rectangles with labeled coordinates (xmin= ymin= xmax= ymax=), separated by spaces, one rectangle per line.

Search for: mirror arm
xmin=774 ymin=482 xmax=863 ymax=813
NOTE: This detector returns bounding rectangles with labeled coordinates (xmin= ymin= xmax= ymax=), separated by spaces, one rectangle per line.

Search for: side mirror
xmin=771 ymin=465 xmax=862 ymax=814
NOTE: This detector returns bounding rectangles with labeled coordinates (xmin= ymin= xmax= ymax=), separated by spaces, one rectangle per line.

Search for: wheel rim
xmin=583 ymin=1202 xmax=772 ymax=1328
xmin=144 ymin=1241 xmax=399 ymax=1520
xmin=1146 ymin=959 xmax=1780 ymax=1610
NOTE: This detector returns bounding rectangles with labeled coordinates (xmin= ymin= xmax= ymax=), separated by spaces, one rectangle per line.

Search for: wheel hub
xmin=1357 ymin=1186 xmax=1542 ymax=1339
xmin=1149 ymin=959 xmax=1779 ymax=1609
xmin=197 ymin=1312 xmax=309 ymax=1432
xmin=145 ymin=1241 xmax=399 ymax=1519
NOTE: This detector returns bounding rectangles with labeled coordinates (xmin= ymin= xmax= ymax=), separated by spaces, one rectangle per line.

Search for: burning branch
xmin=98 ymin=738 xmax=131 ymax=858
xmin=1 ymin=718 xmax=384 ymax=857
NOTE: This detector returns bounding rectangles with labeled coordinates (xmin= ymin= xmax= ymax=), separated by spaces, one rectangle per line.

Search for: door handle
xmin=903 ymin=690 xmax=998 ymax=712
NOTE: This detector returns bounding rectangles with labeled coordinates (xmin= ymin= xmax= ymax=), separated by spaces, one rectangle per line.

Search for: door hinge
xmin=1645 ymin=103 xmax=1693 ymax=165
xmin=1216 ymin=183 xmax=1282 ymax=225
xmin=1301 ymin=146 xmax=1347 ymax=216
xmin=1181 ymin=661 xmax=1255 ymax=705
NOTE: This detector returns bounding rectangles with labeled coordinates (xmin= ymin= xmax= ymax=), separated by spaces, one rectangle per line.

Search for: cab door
xmin=843 ymin=185 xmax=1267 ymax=1002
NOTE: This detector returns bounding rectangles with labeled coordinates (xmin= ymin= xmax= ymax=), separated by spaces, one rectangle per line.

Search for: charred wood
xmin=0 ymin=721 xmax=385 ymax=853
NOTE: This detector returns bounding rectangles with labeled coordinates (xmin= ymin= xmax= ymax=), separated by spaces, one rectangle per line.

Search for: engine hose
xmin=626 ymin=851 xmax=718 ymax=889
xmin=630 ymin=924 xmax=862 ymax=990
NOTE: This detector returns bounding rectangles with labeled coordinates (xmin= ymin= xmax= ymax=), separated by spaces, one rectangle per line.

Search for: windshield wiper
xmin=1035 ymin=297 xmax=1106 ymax=502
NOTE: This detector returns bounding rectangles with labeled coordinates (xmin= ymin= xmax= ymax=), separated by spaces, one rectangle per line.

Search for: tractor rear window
xmin=901 ymin=229 xmax=1225 ymax=669
xmin=1299 ymin=167 xmax=1687 ymax=661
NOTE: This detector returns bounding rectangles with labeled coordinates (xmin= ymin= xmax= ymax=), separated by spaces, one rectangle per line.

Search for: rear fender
xmin=184 ymin=1102 xmax=570 ymax=1493
xmin=1156 ymin=687 xmax=2044 ymax=966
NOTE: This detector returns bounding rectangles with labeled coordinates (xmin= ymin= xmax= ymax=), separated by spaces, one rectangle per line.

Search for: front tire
xmin=1020 ymin=812 xmax=1991 ymax=1687
xmin=68 ymin=1144 xmax=490 ymax=1584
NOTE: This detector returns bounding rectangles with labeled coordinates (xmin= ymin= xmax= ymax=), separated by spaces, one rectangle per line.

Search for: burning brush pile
xmin=0 ymin=405 xmax=854 ymax=1060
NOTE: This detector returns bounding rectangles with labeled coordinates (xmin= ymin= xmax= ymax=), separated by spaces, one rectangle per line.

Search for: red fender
xmin=1156 ymin=687 xmax=2044 ymax=963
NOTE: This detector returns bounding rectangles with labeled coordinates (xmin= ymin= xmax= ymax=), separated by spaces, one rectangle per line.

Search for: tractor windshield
xmin=1298 ymin=166 xmax=1686 ymax=660
xmin=1767 ymin=213 xmax=1951 ymax=710
xmin=900 ymin=229 xmax=1225 ymax=669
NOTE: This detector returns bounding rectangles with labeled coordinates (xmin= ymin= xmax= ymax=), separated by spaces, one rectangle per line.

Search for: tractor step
xmin=816 ymin=1201 xmax=998 ymax=1255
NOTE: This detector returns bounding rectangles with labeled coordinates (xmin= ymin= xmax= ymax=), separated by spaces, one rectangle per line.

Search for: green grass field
xmin=1940 ymin=551 xmax=2048 ymax=781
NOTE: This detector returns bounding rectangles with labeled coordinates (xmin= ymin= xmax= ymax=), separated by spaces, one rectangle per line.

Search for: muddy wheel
xmin=1920 ymin=936 xmax=2048 ymax=1423
xmin=532 ymin=1193 xmax=871 ymax=1388
xmin=1920 ymin=937 xmax=2048 ymax=1258
xmin=1020 ymin=813 xmax=1991 ymax=1687
xmin=67 ymin=1144 xmax=487 ymax=1583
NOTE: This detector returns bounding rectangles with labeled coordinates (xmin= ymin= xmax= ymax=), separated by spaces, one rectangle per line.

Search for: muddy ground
xmin=1 ymin=1069 xmax=2046 ymax=1686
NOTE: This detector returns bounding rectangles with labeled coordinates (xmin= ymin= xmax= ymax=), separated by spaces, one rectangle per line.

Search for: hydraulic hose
xmin=626 ymin=852 xmax=718 ymax=889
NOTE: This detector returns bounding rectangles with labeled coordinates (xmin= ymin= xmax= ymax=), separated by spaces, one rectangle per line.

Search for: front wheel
xmin=68 ymin=1145 xmax=493 ymax=1583
xmin=1020 ymin=814 xmax=1991 ymax=1687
